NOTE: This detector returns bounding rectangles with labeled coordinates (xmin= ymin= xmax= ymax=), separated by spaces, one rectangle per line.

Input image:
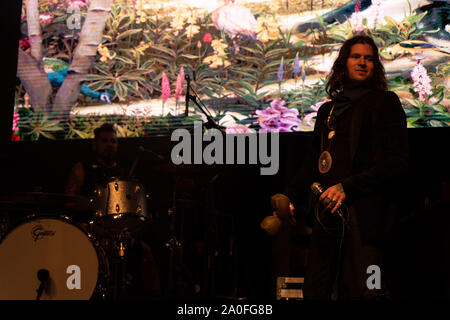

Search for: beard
xmin=97 ymin=148 xmax=117 ymax=165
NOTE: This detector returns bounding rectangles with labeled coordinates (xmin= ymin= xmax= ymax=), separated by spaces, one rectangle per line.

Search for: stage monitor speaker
xmin=276 ymin=276 xmax=304 ymax=300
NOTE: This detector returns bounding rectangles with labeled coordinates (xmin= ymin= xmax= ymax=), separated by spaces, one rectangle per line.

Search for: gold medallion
xmin=328 ymin=130 xmax=335 ymax=139
xmin=318 ymin=151 xmax=332 ymax=174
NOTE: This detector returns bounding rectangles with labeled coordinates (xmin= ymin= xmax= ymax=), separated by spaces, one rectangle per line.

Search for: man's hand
xmin=320 ymin=183 xmax=346 ymax=213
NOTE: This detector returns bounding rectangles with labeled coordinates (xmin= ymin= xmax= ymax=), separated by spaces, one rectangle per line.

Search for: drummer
xmin=64 ymin=123 xmax=161 ymax=298
xmin=65 ymin=123 xmax=126 ymax=198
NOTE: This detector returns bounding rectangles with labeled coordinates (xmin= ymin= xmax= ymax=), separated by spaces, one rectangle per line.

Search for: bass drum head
xmin=0 ymin=216 xmax=101 ymax=300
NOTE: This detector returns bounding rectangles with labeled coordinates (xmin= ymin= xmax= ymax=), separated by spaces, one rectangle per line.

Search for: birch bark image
xmin=16 ymin=0 xmax=113 ymax=116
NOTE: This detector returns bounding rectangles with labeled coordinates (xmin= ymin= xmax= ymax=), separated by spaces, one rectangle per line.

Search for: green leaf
xmin=114 ymin=81 xmax=127 ymax=99
xmin=228 ymin=87 xmax=247 ymax=98
xmin=384 ymin=16 xmax=399 ymax=28
xmin=265 ymin=48 xmax=289 ymax=59
xmin=260 ymin=80 xmax=279 ymax=88
xmin=151 ymin=45 xmax=176 ymax=58
xmin=407 ymin=12 xmax=427 ymax=25
xmin=242 ymin=56 xmax=264 ymax=66
xmin=231 ymin=70 xmax=258 ymax=82
xmin=237 ymin=80 xmax=255 ymax=95
xmin=240 ymin=46 xmax=261 ymax=55
xmin=241 ymin=95 xmax=259 ymax=108
xmin=115 ymin=56 xmax=135 ymax=65
xmin=402 ymin=98 xmax=420 ymax=108
xmin=118 ymin=16 xmax=133 ymax=30
xmin=263 ymin=60 xmax=284 ymax=71
xmin=116 ymin=29 xmax=142 ymax=41
xmin=180 ymin=54 xmax=199 ymax=59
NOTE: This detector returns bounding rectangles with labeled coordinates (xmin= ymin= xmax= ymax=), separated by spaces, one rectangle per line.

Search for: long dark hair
xmin=326 ymin=35 xmax=388 ymax=98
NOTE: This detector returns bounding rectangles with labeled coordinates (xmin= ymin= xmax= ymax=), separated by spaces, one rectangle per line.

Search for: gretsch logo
xmin=31 ymin=224 xmax=56 ymax=242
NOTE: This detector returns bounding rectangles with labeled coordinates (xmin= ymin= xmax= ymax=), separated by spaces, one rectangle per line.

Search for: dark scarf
xmin=329 ymin=80 xmax=373 ymax=126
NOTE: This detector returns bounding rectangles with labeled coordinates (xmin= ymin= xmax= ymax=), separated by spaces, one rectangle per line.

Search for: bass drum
xmin=0 ymin=215 xmax=109 ymax=300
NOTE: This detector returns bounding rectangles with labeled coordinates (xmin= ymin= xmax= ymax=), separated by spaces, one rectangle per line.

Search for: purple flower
xmin=225 ymin=124 xmax=255 ymax=134
xmin=277 ymin=57 xmax=284 ymax=82
xmin=311 ymin=101 xmax=326 ymax=111
xmin=293 ymin=53 xmax=300 ymax=76
xmin=256 ymin=100 xmax=301 ymax=132
xmin=303 ymin=101 xmax=327 ymax=127
xmin=411 ymin=60 xmax=432 ymax=101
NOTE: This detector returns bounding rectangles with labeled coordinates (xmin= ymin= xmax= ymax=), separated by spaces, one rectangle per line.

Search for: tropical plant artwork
xmin=13 ymin=0 xmax=450 ymax=140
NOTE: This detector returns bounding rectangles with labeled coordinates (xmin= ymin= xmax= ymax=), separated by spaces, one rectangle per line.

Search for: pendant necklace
xmin=318 ymin=104 xmax=336 ymax=174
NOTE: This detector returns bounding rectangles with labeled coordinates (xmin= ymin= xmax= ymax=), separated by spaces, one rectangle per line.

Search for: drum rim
xmin=102 ymin=177 xmax=144 ymax=183
xmin=0 ymin=214 xmax=100 ymax=245
xmin=0 ymin=213 xmax=110 ymax=300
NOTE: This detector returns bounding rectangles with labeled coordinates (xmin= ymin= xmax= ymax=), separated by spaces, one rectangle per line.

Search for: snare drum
xmin=92 ymin=178 xmax=148 ymax=231
xmin=0 ymin=215 xmax=109 ymax=300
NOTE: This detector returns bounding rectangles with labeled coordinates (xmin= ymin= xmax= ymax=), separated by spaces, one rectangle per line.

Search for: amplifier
xmin=276 ymin=276 xmax=304 ymax=300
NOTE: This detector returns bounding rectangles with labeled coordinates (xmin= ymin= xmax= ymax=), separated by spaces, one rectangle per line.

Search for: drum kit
xmin=0 ymin=177 xmax=149 ymax=300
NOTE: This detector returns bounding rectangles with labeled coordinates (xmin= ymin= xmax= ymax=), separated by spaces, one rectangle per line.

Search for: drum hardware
xmin=109 ymin=229 xmax=134 ymax=299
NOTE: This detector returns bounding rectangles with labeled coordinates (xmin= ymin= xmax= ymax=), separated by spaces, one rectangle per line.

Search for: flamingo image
xmin=211 ymin=0 xmax=257 ymax=39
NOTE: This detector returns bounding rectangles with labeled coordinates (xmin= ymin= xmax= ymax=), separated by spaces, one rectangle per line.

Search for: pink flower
xmin=39 ymin=13 xmax=54 ymax=26
xmin=203 ymin=33 xmax=213 ymax=43
xmin=19 ymin=38 xmax=30 ymax=49
xmin=12 ymin=113 xmax=19 ymax=132
xmin=226 ymin=124 xmax=254 ymax=134
xmin=11 ymin=133 xmax=20 ymax=142
xmin=411 ymin=60 xmax=432 ymax=101
xmin=175 ymin=67 xmax=185 ymax=100
xmin=350 ymin=1 xmax=363 ymax=34
xmin=66 ymin=0 xmax=88 ymax=9
xmin=371 ymin=0 xmax=383 ymax=29
xmin=256 ymin=100 xmax=301 ymax=132
xmin=161 ymin=72 xmax=171 ymax=102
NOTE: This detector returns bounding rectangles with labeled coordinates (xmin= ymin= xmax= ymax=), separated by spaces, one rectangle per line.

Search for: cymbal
xmin=0 ymin=192 xmax=90 ymax=210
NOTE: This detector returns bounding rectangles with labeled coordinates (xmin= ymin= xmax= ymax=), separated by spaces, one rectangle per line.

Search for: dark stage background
xmin=0 ymin=130 xmax=449 ymax=299
xmin=1 ymin=1 xmax=449 ymax=300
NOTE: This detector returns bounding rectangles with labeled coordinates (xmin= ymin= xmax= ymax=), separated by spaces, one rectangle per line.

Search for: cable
xmin=314 ymin=203 xmax=349 ymax=299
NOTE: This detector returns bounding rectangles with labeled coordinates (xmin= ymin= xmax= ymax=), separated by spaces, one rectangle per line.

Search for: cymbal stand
xmin=166 ymin=177 xmax=182 ymax=296
xmin=111 ymin=229 xmax=132 ymax=300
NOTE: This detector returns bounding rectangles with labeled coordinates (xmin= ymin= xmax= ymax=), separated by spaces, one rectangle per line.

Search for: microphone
xmin=311 ymin=182 xmax=331 ymax=206
xmin=311 ymin=182 xmax=331 ymax=207
xmin=36 ymin=269 xmax=49 ymax=300
xmin=311 ymin=182 xmax=345 ymax=217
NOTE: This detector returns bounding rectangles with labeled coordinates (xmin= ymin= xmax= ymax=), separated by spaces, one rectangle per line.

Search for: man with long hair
xmin=281 ymin=35 xmax=409 ymax=299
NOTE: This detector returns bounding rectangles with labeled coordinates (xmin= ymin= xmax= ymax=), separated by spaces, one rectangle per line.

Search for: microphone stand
xmin=185 ymin=74 xmax=224 ymax=133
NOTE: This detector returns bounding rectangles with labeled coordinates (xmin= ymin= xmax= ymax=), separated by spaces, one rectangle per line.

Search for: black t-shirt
xmin=80 ymin=157 xmax=128 ymax=197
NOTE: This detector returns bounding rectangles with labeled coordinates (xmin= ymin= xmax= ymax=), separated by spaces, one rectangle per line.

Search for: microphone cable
xmin=314 ymin=201 xmax=349 ymax=300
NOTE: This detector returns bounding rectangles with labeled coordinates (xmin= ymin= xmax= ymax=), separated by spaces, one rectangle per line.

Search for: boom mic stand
xmin=184 ymin=74 xmax=224 ymax=133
